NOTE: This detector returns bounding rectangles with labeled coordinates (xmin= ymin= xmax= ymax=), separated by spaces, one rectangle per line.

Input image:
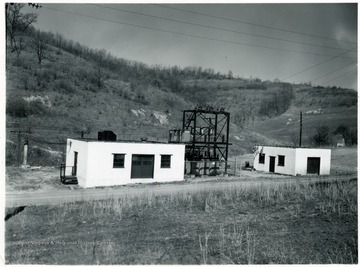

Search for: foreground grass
xmin=6 ymin=180 xmax=357 ymax=264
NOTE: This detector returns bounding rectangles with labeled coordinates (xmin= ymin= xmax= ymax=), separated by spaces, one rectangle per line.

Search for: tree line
xmin=312 ymin=125 xmax=357 ymax=147
xmin=6 ymin=4 xmax=233 ymax=83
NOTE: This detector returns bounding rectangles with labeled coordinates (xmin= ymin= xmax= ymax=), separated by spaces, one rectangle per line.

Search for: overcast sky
xmin=21 ymin=2 xmax=357 ymax=90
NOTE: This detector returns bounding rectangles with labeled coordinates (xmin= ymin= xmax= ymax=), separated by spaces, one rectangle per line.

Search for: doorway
xmin=72 ymin=151 xmax=78 ymax=176
xmin=269 ymin=156 xmax=276 ymax=173
xmin=307 ymin=157 xmax=320 ymax=175
xmin=131 ymin=155 xmax=154 ymax=179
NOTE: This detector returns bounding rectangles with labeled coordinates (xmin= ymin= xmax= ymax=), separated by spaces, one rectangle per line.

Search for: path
xmin=6 ymin=174 xmax=356 ymax=208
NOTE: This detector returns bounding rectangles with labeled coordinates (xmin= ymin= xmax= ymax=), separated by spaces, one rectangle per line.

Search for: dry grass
xmin=5 ymin=179 xmax=357 ymax=264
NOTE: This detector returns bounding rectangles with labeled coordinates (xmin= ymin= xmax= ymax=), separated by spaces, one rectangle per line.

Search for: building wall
xmin=253 ymin=146 xmax=297 ymax=175
xmin=66 ymin=139 xmax=185 ymax=188
xmin=253 ymin=146 xmax=331 ymax=176
xmin=295 ymin=148 xmax=331 ymax=175
xmin=65 ymin=139 xmax=89 ymax=187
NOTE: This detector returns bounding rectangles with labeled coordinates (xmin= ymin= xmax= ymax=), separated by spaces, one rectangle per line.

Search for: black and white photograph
xmin=3 ymin=1 xmax=358 ymax=264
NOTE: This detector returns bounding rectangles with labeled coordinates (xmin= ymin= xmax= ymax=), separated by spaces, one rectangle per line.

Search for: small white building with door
xmin=64 ymin=137 xmax=186 ymax=188
xmin=253 ymin=145 xmax=331 ymax=176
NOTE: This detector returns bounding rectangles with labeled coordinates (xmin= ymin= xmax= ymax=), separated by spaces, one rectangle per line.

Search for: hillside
xmin=5 ymin=29 xmax=357 ymax=166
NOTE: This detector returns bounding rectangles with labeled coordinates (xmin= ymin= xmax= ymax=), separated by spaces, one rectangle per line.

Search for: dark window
xmin=161 ymin=155 xmax=172 ymax=168
xmin=259 ymin=153 xmax=265 ymax=164
xmin=113 ymin=154 xmax=125 ymax=168
xmin=278 ymin=155 xmax=285 ymax=166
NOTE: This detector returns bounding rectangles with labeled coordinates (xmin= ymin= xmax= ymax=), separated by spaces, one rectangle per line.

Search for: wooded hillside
xmin=6 ymin=4 xmax=357 ymax=166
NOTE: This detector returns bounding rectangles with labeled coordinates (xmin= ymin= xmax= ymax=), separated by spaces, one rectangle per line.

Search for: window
xmin=161 ymin=155 xmax=172 ymax=168
xmin=278 ymin=155 xmax=285 ymax=166
xmin=259 ymin=153 xmax=265 ymax=164
xmin=113 ymin=154 xmax=125 ymax=168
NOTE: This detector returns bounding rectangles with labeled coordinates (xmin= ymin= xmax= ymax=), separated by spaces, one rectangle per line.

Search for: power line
xmin=93 ymin=4 xmax=349 ymax=52
xmin=26 ymin=136 xmax=66 ymax=145
xmin=282 ymin=47 xmax=357 ymax=81
xmin=322 ymin=67 xmax=357 ymax=86
xmin=7 ymin=123 xmax=69 ymax=131
xmin=152 ymin=4 xmax=357 ymax=46
xmin=41 ymin=5 xmax=356 ymax=60
xmin=311 ymin=61 xmax=357 ymax=83
xmin=231 ymin=141 xmax=254 ymax=150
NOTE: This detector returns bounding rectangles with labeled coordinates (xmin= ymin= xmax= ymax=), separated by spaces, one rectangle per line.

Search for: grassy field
xmin=5 ymin=178 xmax=357 ymax=264
xmin=249 ymin=106 xmax=357 ymax=147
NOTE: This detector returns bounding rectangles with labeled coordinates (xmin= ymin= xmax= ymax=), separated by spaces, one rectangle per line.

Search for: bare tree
xmin=6 ymin=3 xmax=37 ymax=56
xmin=312 ymin=126 xmax=331 ymax=146
xmin=94 ymin=65 xmax=107 ymax=89
xmin=31 ymin=31 xmax=48 ymax=64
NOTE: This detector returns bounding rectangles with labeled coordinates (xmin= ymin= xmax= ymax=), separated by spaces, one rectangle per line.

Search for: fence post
xmin=239 ymin=160 xmax=241 ymax=177
xmin=234 ymin=158 xmax=237 ymax=176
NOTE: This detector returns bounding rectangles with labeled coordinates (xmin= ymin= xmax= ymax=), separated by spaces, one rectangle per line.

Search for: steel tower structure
xmin=169 ymin=106 xmax=230 ymax=162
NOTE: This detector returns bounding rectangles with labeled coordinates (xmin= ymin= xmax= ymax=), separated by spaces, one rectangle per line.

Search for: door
xmin=72 ymin=151 xmax=78 ymax=176
xmin=307 ymin=157 xmax=320 ymax=175
xmin=131 ymin=155 xmax=154 ymax=179
xmin=269 ymin=156 xmax=275 ymax=173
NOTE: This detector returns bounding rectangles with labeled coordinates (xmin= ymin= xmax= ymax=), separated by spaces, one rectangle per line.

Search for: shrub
xmin=28 ymin=146 xmax=63 ymax=166
xmin=6 ymin=98 xmax=27 ymax=117
xmin=6 ymin=143 xmax=17 ymax=165
xmin=312 ymin=126 xmax=331 ymax=146
xmin=20 ymin=75 xmax=30 ymax=90
xmin=349 ymin=129 xmax=357 ymax=145
xmin=333 ymin=125 xmax=357 ymax=145
xmin=55 ymin=79 xmax=75 ymax=94
xmin=26 ymin=99 xmax=46 ymax=115
xmin=135 ymin=91 xmax=149 ymax=105
xmin=6 ymin=97 xmax=48 ymax=118
xmin=150 ymin=79 xmax=161 ymax=88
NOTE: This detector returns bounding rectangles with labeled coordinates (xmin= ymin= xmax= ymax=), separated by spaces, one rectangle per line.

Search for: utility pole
xmin=75 ymin=130 xmax=85 ymax=138
xmin=299 ymin=111 xmax=303 ymax=147
xmin=10 ymin=129 xmax=31 ymax=167
xmin=22 ymin=138 xmax=30 ymax=168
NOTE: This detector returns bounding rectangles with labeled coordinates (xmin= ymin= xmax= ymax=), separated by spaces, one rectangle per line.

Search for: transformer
xmin=169 ymin=106 xmax=230 ymax=162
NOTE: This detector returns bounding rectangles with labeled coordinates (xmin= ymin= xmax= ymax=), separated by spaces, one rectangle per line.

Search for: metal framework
xmin=169 ymin=106 xmax=230 ymax=162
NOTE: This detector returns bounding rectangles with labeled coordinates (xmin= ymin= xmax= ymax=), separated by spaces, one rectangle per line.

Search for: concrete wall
xmin=253 ymin=146 xmax=331 ymax=176
xmin=253 ymin=146 xmax=297 ymax=175
xmin=295 ymin=148 xmax=331 ymax=175
xmin=66 ymin=139 xmax=185 ymax=188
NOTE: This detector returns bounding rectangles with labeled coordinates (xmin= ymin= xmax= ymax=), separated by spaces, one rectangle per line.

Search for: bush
xmin=27 ymin=99 xmax=46 ymax=115
xmin=6 ymin=97 xmax=47 ymax=118
xmin=6 ymin=98 xmax=27 ymax=117
xmin=333 ymin=125 xmax=358 ymax=146
xmin=55 ymin=79 xmax=75 ymax=94
xmin=28 ymin=146 xmax=63 ymax=166
xmin=135 ymin=91 xmax=149 ymax=105
xmin=349 ymin=129 xmax=357 ymax=145
xmin=312 ymin=126 xmax=331 ymax=146
xmin=6 ymin=143 xmax=17 ymax=165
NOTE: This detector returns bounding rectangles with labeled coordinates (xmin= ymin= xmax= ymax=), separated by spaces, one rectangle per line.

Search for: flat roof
xmin=68 ymin=138 xmax=185 ymax=145
xmin=257 ymin=145 xmax=331 ymax=150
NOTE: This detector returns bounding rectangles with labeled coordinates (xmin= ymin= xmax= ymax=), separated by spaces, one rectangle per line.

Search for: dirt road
xmin=6 ymin=174 xmax=356 ymax=208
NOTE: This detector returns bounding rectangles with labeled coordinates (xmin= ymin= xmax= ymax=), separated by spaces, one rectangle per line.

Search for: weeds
xmin=215 ymin=224 xmax=256 ymax=264
xmin=199 ymin=230 xmax=212 ymax=264
xmin=6 ymin=180 xmax=357 ymax=264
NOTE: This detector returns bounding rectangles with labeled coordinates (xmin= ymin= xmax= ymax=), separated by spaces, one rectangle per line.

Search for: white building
xmin=63 ymin=137 xmax=186 ymax=188
xmin=253 ymin=145 xmax=331 ymax=176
